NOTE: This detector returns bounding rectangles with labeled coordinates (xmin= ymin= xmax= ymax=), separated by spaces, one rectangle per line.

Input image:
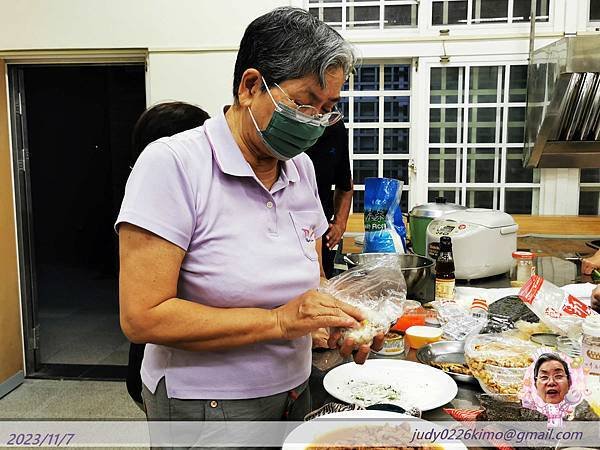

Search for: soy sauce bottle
xmin=435 ymin=236 xmax=455 ymax=302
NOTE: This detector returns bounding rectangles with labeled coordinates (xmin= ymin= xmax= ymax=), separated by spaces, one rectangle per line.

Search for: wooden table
xmin=343 ymin=236 xmax=594 ymax=260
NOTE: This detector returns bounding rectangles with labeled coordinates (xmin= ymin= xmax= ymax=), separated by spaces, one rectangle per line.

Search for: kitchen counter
xmin=342 ymin=236 xmax=594 ymax=262
xmin=311 ymin=238 xmax=597 ymax=421
xmin=342 ymin=236 xmax=597 ymax=286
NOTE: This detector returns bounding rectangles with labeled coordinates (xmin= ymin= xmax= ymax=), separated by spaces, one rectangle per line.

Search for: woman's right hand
xmin=274 ymin=290 xmax=363 ymax=340
xmin=582 ymin=249 xmax=600 ymax=275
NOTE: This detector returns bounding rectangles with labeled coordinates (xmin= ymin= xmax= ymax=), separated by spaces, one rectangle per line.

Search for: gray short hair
xmin=233 ymin=7 xmax=356 ymax=99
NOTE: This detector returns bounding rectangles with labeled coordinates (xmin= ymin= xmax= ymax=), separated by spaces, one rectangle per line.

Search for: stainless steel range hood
xmin=525 ymin=35 xmax=600 ymax=168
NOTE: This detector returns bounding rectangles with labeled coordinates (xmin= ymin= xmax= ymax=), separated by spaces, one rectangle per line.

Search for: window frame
xmin=422 ymin=58 xmax=542 ymax=214
xmin=302 ymin=0 xmax=593 ymax=216
xmin=588 ymin=0 xmax=600 ymax=28
xmin=427 ymin=0 xmax=555 ymax=34
xmin=305 ymin=0 xmax=558 ymax=35
xmin=342 ymin=58 xmax=417 ymax=213
xmin=579 ymin=169 xmax=600 ymax=215
xmin=307 ymin=0 xmax=420 ymax=31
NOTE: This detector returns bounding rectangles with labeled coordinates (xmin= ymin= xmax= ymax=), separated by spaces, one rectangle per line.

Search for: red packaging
xmin=518 ymin=275 xmax=597 ymax=334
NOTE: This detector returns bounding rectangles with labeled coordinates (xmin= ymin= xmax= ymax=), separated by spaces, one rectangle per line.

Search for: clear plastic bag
xmin=430 ymin=300 xmax=487 ymax=341
xmin=320 ymin=258 xmax=408 ymax=346
xmin=518 ymin=275 xmax=598 ymax=335
xmin=442 ymin=315 xmax=487 ymax=341
xmin=464 ymin=333 xmax=537 ymax=401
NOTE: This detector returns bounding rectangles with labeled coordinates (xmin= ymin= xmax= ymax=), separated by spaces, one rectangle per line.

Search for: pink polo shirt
xmin=116 ymin=109 xmax=328 ymax=400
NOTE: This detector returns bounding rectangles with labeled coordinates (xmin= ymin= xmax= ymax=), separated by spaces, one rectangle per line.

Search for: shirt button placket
xmin=266 ymin=198 xmax=277 ymax=235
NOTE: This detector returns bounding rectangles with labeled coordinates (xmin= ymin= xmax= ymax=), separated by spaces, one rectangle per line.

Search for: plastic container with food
xmin=405 ymin=325 xmax=443 ymax=349
xmin=372 ymin=330 xmax=405 ymax=356
xmin=464 ymin=333 xmax=537 ymax=402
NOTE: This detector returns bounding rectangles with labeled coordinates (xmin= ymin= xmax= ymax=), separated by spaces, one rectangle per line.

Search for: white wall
xmin=0 ymin=0 xmax=565 ymax=118
xmin=0 ymin=0 xmax=296 ymax=115
xmin=147 ymin=51 xmax=238 ymax=116
xmin=0 ymin=0 xmax=286 ymax=50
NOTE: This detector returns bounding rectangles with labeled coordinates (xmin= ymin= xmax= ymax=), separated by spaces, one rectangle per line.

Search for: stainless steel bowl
xmin=344 ymin=253 xmax=434 ymax=302
xmin=416 ymin=340 xmax=478 ymax=385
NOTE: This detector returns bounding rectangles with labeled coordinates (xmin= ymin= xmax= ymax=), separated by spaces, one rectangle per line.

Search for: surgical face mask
xmin=247 ymin=78 xmax=335 ymax=161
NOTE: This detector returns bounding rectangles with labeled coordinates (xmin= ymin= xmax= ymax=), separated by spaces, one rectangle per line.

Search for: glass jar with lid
xmin=582 ymin=314 xmax=600 ymax=377
xmin=510 ymin=251 xmax=536 ymax=287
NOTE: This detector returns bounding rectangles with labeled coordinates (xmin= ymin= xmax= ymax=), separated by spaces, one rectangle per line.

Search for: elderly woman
xmin=117 ymin=7 xmax=382 ymax=424
xmin=534 ymin=353 xmax=571 ymax=405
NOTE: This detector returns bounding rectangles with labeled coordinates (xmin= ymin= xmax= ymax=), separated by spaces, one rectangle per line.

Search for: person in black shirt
xmin=126 ymin=101 xmax=210 ymax=410
xmin=306 ymin=120 xmax=353 ymax=279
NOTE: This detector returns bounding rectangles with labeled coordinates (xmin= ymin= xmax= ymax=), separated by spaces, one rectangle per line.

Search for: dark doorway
xmin=12 ymin=64 xmax=146 ymax=378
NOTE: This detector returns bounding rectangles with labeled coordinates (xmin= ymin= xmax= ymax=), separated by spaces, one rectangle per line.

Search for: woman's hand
xmin=327 ymin=328 xmax=385 ymax=365
xmin=311 ymin=328 xmax=330 ymax=349
xmin=582 ymin=250 xmax=600 ymax=275
xmin=274 ymin=290 xmax=362 ymax=340
xmin=592 ymin=285 xmax=600 ymax=313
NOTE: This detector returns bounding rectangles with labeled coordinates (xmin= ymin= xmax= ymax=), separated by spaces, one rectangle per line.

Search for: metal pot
xmin=408 ymin=198 xmax=465 ymax=256
xmin=343 ymin=253 xmax=435 ymax=303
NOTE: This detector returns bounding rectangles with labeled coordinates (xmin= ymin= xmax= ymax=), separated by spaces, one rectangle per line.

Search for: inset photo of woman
xmin=520 ymin=351 xmax=586 ymax=427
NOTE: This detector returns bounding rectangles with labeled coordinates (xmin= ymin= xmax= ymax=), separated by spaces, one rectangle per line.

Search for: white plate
xmin=323 ymin=359 xmax=458 ymax=412
xmin=282 ymin=410 xmax=466 ymax=450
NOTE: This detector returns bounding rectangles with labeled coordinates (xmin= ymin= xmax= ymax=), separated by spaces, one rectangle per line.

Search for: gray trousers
xmin=142 ymin=377 xmax=311 ymax=449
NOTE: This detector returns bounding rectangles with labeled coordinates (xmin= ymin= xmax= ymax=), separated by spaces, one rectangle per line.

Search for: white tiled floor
xmin=0 ymin=379 xmax=147 ymax=449
xmin=0 ymin=379 xmax=144 ymax=420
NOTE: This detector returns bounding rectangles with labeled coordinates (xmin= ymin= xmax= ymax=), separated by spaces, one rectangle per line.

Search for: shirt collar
xmin=204 ymin=106 xmax=300 ymax=184
xmin=281 ymin=157 xmax=300 ymax=183
xmin=204 ymin=107 xmax=255 ymax=177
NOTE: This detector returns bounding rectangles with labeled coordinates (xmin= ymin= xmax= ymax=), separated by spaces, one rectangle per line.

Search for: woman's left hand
xmin=327 ymin=329 xmax=385 ymax=365
xmin=311 ymin=328 xmax=330 ymax=349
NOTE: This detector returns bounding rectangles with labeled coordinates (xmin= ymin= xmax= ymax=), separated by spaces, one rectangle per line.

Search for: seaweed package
xmin=363 ymin=177 xmax=407 ymax=253
xmin=320 ymin=258 xmax=408 ymax=347
xmin=488 ymin=295 xmax=539 ymax=323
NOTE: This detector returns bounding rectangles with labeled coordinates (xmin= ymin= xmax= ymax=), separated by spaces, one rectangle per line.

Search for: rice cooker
xmin=408 ymin=197 xmax=466 ymax=256
xmin=426 ymin=208 xmax=518 ymax=280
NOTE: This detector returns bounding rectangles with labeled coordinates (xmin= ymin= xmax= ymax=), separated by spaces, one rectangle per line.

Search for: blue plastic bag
xmin=363 ymin=177 xmax=407 ymax=253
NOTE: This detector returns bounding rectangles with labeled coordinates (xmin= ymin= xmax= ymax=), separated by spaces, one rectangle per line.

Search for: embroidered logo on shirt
xmin=302 ymin=227 xmax=316 ymax=243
